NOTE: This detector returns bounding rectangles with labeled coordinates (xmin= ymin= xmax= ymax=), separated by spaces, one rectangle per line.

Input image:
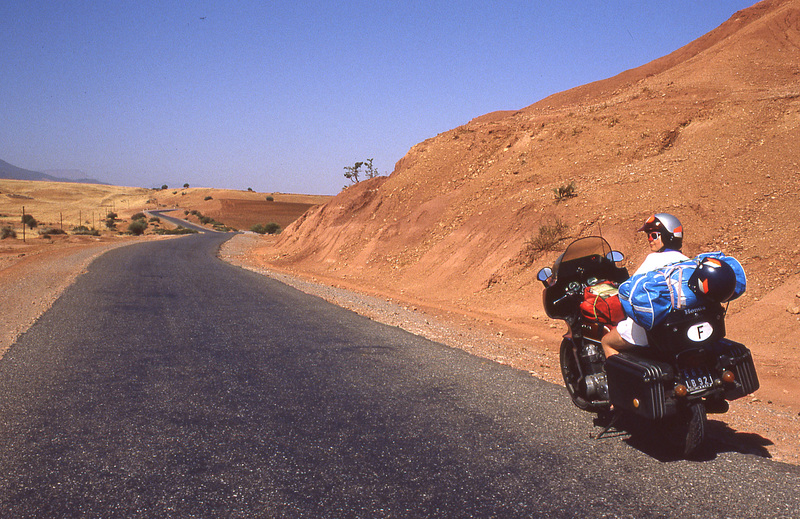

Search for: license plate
xmin=681 ymin=368 xmax=714 ymax=393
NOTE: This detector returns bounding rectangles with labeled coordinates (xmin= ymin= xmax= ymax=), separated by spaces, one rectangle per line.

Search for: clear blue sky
xmin=0 ymin=1 xmax=757 ymax=195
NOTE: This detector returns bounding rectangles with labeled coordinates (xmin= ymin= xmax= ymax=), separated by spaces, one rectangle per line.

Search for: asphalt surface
xmin=0 ymin=232 xmax=797 ymax=518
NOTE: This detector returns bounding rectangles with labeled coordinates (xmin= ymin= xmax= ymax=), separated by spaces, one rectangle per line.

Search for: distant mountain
xmin=0 ymin=159 xmax=105 ymax=184
xmin=42 ymin=168 xmax=105 ymax=184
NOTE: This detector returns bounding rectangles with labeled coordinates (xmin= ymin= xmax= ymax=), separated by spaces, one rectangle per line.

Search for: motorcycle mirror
xmin=607 ymin=251 xmax=624 ymax=263
xmin=537 ymin=267 xmax=552 ymax=283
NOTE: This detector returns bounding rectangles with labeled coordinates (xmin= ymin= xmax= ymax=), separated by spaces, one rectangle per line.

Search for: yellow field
xmin=0 ymin=179 xmax=330 ymax=234
xmin=0 ymin=180 xmax=153 ymax=232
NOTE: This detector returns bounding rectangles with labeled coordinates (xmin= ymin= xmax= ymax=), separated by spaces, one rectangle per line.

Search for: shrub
xmin=39 ymin=228 xmax=67 ymax=236
xmin=344 ymin=158 xmax=380 ymax=184
xmin=153 ymin=226 xmax=198 ymax=235
xmin=251 ymin=222 xmax=281 ymax=235
xmin=21 ymin=214 xmax=37 ymax=229
xmin=72 ymin=225 xmax=100 ymax=236
xmin=128 ymin=220 xmax=148 ymax=235
xmin=149 ymin=216 xmax=161 ymax=223
xmin=204 ymin=196 xmax=213 ymax=201
xmin=131 ymin=212 xmax=147 ymax=221
xmin=553 ymin=181 xmax=577 ymax=202
xmin=520 ymin=219 xmax=569 ymax=265
xmin=266 ymin=196 xmax=274 ymax=202
xmin=1 ymin=227 xmax=17 ymax=239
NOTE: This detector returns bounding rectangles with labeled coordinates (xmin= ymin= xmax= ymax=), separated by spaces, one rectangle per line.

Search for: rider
xmin=601 ymin=213 xmax=689 ymax=358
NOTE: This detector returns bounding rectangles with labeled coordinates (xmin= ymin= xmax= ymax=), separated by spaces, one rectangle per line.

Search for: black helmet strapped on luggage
xmin=689 ymin=257 xmax=737 ymax=302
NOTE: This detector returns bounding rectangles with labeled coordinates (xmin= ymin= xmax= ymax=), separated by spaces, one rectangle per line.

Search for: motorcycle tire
xmin=559 ymin=338 xmax=606 ymax=413
xmin=664 ymin=401 xmax=706 ymax=457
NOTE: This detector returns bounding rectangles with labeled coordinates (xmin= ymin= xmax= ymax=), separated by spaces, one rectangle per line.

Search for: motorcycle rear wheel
xmin=664 ymin=401 xmax=707 ymax=457
xmin=559 ymin=338 xmax=606 ymax=412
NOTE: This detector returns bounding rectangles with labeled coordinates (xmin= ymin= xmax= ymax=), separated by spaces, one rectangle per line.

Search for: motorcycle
xmin=537 ymin=236 xmax=759 ymax=457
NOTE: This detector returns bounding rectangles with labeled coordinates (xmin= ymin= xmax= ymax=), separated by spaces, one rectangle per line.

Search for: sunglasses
xmin=648 ymin=232 xmax=661 ymax=241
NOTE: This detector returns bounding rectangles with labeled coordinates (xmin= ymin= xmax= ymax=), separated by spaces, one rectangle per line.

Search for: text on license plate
xmin=681 ymin=368 xmax=714 ymax=393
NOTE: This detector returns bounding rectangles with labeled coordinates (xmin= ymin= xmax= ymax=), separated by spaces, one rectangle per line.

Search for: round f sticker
xmin=687 ymin=322 xmax=714 ymax=342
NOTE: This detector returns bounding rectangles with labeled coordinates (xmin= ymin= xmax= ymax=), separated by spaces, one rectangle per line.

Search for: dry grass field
xmin=0 ymin=179 xmax=153 ymax=235
xmin=0 ymin=179 xmax=330 ymax=237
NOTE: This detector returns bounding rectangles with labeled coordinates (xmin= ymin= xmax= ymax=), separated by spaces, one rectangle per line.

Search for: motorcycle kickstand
xmin=593 ymin=410 xmax=621 ymax=440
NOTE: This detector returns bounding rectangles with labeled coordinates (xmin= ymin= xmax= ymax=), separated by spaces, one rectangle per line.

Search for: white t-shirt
xmin=617 ymin=249 xmax=689 ymax=345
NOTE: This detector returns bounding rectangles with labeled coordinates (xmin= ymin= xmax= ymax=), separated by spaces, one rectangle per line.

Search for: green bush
xmin=21 ymin=214 xmax=37 ymax=229
xmin=153 ymin=226 xmax=198 ymax=235
xmin=213 ymin=223 xmax=235 ymax=232
xmin=521 ymin=219 xmax=569 ymax=265
xmin=204 ymin=196 xmax=213 ymax=201
xmin=72 ymin=225 xmax=100 ymax=236
xmin=39 ymin=228 xmax=67 ymax=236
xmin=1 ymin=227 xmax=17 ymax=239
xmin=553 ymin=181 xmax=577 ymax=202
xmin=131 ymin=212 xmax=147 ymax=221
xmin=251 ymin=222 xmax=281 ymax=235
xmin=128 ymin=220 xmax=148 ymax=235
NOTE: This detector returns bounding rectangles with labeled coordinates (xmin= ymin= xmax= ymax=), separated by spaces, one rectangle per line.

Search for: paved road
xmin=0 ymin=232 xmax=797 ymax=518
xmin=146 ymin=209 xmax=212 ymax=232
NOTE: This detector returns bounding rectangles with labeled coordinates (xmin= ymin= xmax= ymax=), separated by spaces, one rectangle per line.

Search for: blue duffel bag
xmin=618 ymin=252 xmax=746 ymax=330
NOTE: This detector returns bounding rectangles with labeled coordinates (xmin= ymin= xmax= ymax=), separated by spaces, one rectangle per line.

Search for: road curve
xmin=146 ymin=209 xmax=214 ymax=233
xmin=0 ymin=233 xmax=797 ymax=518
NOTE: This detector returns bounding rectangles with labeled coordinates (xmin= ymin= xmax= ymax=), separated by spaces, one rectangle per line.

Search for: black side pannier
xmin=605 ymin=353 xmax=675 ymax=420
xmin=711 ymin=338 xmax=760 ymax=400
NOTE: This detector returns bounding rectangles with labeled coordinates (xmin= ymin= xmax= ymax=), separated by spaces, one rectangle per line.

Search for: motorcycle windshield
xmin=551 ymin=236 xmax=613 ymax=281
